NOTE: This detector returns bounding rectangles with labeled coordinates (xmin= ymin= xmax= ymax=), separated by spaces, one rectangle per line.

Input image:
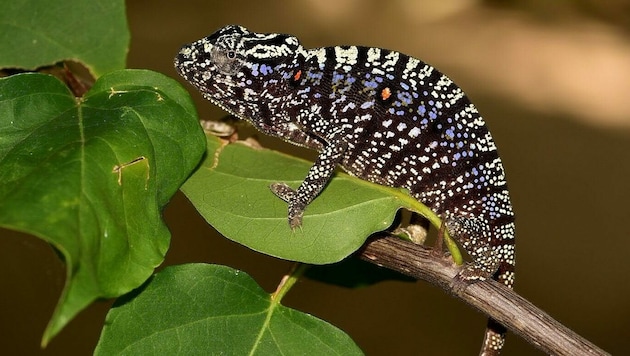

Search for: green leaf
xmin=182 ymin=135 xmax=443 ymax=264
xmin=0 ymin=0 xmax=129 ymax=77
xmin=0 ymin=70 xmax=205 ymax=344
xmin=95 ymin=264 xmax=363 ymax=355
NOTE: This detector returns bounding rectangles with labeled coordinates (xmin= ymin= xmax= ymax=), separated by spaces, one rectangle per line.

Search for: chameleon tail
xmin=480 ymin=319 xmax=507 ymax=356
xmin=479 ymin=259 xmax=514 ymax=355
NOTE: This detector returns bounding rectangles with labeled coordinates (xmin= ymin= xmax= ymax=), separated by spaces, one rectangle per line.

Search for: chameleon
xmin=174 ymin=25 xmax=516 ymax=355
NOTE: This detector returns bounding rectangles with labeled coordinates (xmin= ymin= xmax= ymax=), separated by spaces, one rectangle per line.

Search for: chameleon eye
xmin=227 ymin=50 xmax=236 ymax=59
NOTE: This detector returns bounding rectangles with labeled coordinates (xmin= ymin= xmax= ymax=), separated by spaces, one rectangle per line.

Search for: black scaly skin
xmin=175 ymin=25 xmax=515 ymax=355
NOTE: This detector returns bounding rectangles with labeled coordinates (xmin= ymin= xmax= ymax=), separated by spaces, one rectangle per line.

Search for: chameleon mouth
xmin=173 ymin=50 xmax=195 ymax=79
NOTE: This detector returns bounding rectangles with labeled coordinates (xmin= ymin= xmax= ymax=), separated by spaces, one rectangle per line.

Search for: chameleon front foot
xmin=270 ymin=182 xmax=304 ymax=229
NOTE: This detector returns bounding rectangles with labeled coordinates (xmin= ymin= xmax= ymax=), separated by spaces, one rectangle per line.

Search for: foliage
xmin=0 ymin=0 xmax=128 ymax=77
xmin=94 ymin=264 xmax=362 ymax=355
xmin=0 ymin=0 xmax=449 ymax=353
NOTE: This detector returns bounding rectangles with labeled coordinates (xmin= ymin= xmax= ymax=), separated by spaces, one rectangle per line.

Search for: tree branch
xmin=357 ymin=235 xmax=609 ymax=356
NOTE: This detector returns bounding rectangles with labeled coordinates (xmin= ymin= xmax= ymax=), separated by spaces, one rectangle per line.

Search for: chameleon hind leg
xmin=444 ymin=215 xmax=501 ymax=293
xmin=444 ymin=215 xmax=514 ymax=356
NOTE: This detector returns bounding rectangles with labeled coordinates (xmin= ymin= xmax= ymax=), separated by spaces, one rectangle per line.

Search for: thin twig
xmin=357 ymin=235 xmax=609 ymax=356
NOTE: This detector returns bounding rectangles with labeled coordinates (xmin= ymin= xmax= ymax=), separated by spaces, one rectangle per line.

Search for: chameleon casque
xmin=175 ymin=25 xmax=516 ymax=355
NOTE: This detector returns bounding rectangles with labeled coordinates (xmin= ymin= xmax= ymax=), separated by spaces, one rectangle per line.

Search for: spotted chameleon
xmin=175 ymin=25 xmax=516 ymax=355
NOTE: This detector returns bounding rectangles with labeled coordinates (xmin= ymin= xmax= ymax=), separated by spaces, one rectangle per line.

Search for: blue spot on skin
xmin=429 ymin=111 xmax=437 ymax=120
xmin=333 ymin=72 xmax=344 ymax=83
xmin=375 ymin=76 xmax=383 ymax=83
xmin=417 ymin=105 xmax=426 ymax=115
xmin=454 ymin=152 xmax=461 ymax=160
xmin=446 ymin=128 xmax=455 ymax=138
xmin=401 ymin=82 xmax=410 ymax=90
xmin=251 ymin=63 xmax=259 ymax=76
xmin=308 ymin=71 xmax=323 ymax=80
xmin=346 ymin=77 xmax=356 ymax=84
xmin=298 ymin=87 xmax=311 ymax=95
xmin=361 ymin=101 xmax=374 ymax=109
xmin=398 ymin=92 xmax=412 ymax=106
xmin=396 ymin=110 xmax=405 ymax=116
xmin=260 ymin=64 xmax=272 ymax=75
xmin=364 ymin=80 xmax=378 ymax=89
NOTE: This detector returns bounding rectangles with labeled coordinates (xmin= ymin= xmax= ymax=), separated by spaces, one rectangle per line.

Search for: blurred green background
xmin=2 ymin=0 xmax=629 ymax=354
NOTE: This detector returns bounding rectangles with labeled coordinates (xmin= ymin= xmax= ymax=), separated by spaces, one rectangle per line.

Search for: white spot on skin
xmin=367 ymin=48 xmax=381 ymax=64
xmin=382 ymin=51 xmax=400 ymax=70
xmin=334 ymin=46 xmax=359 ymax=69
xmin=408 ymin=127 xmax=421 ymax=138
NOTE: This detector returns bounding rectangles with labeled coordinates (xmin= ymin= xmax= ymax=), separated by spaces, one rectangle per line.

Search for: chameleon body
xmin=175 ymin=25 xmax=515 ymax=355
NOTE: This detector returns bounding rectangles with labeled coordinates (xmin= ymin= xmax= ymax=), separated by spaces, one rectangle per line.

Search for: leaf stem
xmin=346 ymin=175 xmax=464 ymax=265
xmin=271 ymin=263 xmax=308 ymax=303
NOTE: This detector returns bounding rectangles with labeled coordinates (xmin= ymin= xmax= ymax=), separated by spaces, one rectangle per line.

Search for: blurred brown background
xmin=2 ymin=0 xmax=629 ymax=354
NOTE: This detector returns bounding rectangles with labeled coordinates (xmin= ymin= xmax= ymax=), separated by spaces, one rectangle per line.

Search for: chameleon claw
xmin=270 ymin=182 xmax=295 ymax=203
xmin=270 ymin=182 xmax=306 ymax=230
xmin=451 ymin=264 xmax=489 ymax=295
xmin=287 ymin=201 xmax=305 ymax=229
xmin=289 ymin=214 xmax=303 ymax=231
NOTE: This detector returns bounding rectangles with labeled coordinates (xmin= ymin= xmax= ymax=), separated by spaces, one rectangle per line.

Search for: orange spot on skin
xmin=293 ymin=69 xmax=302 ymax=81
xmin=381 ymin=87 xmax=391 ymax=100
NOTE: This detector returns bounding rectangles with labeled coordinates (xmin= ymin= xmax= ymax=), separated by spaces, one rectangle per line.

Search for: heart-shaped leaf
xmin=0 ymin=0 xmax=128 ymax=77
xmin=182 ymin=136 xmax=443 ymax=264
xmin=95 ymin=264 xmax=363 ymax=355
xmin=0 ymin=70 xmax=205 ymax=344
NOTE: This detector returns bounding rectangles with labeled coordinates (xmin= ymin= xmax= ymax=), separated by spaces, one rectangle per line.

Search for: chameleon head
xmin=174 ymin=25 xmax=302 ymax=123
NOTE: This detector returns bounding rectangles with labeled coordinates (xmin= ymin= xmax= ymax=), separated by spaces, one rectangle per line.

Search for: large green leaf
xmin=0 ymin=0 xmax=128 ymax=77
xmin=182 ymin=135 xmax=445 ymax=264
xmin=0 ymin=70 xmax=205 ymax=344
xmin=95 ymin=264 xmax=363 ymax=355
